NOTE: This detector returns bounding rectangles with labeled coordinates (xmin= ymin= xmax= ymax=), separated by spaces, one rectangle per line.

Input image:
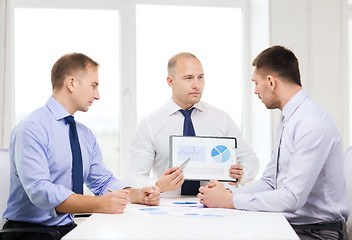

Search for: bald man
xmin=127 ymin=52 xmax=259 ymax=196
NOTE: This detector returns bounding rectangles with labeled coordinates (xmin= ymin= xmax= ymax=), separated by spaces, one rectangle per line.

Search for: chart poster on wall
xmin=169 ymin=135 xmax=237 ymax=181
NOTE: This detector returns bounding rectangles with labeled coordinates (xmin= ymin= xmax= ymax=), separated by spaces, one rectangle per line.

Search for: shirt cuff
xmin=49 ymin=187 xmax=74 ymax=217
xmin=105 ymin=179 xmax=131 ymax=194
xmin=233 ymin=192 xmax=252 ymax=210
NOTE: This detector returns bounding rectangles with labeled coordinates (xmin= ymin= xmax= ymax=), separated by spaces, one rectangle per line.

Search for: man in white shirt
xmin=198 ymin=46 xmax=349 ymax=239
xmin=127 ymin=52 xmax=259 ymax=195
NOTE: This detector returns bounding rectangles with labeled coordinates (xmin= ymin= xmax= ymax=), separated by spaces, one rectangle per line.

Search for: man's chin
xmin=190 ymin=97 xmax=201 ymax=104
xmin=79 ymin=107 xmax=89 ymax=112
xmin=264 ymin=103 xmax=277 ymax=110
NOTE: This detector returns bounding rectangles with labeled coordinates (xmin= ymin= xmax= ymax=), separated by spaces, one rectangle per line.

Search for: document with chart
xmin=169 ymin=135 xmax=237 ymax=181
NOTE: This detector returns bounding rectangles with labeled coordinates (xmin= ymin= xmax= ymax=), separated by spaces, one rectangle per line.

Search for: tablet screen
xmin=169 ymin=135 xmax=237 ymax=181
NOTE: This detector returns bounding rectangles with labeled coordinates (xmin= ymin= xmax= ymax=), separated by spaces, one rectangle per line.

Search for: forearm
xmin=128 ymin=150 xmax=156 ymax=188
xmin=234 ymin=185 xmax=298 ymax=212
xmin=230 ymin=178 xmax=273 ymax=194
xmin=128 ymin=123 xmax=157 ymax=188
xmin=55 ymin=194 xmax=101 ymax=214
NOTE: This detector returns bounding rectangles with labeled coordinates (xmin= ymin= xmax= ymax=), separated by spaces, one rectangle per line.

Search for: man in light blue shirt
xmin=198 ymin=46 xmax=349 ymax=239
xmin=2 ymin=53 xmax=160 ymax=239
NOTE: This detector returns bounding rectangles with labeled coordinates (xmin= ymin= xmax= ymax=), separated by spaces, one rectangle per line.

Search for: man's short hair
xmin=167 ymin=52 xmax=198 ymax=77
xmin=51 ymin=53 xmax=99 ymax=90
xmin=252 ymin=45 xmax=302 ymax=86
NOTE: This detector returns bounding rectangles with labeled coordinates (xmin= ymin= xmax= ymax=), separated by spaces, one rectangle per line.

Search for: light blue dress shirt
xmin=3 ymin=96 xmax=130 ymax=226
xmin=232 ymin=89 xmax=349 ymax=225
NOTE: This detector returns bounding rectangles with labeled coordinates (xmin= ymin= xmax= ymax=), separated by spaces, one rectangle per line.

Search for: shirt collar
xmin=167 ymin=98 xmax=204 ymax=116
xmin=281 ymin=89 xmax=308 ymax=121
xmin=45 ymin=96 xmax=71 ymax=121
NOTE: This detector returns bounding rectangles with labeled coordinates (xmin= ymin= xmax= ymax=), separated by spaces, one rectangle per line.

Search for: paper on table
xmin=135 ymin=205 xmax=245 ymax=218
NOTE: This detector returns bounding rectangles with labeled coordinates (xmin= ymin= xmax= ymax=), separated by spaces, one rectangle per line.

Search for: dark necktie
xmin=179 ymin=108 xmax=200 ymax=195
xmin=65 ymin=116 xmax=83 ymax=194
xmin=274 ymin=114 xmax=285 ymax=189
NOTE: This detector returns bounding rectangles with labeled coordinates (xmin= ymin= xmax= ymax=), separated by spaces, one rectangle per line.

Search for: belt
xmin=291 ymin=221 xmax=346 ymax=240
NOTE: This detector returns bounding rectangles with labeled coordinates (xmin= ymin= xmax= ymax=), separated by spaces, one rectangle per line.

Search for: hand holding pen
xmin=180 ymin=158 xmax=191 ymax=170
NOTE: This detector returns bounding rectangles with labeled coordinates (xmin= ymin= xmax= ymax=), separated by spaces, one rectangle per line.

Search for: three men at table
xmin=4 ymin=47 xmax=349 ymax=240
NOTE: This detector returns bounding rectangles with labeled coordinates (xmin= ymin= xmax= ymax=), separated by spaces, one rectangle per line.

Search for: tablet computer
xmin=169 ymin=135 xmax=237 ymax=182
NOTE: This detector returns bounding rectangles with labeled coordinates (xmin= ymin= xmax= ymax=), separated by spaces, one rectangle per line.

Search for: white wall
xmin=0 ymin=0 xmax=6 ymax=148
xmin=268 ymin=0 xmax=349 ymax=149
xmin=248 ymin=0 xmax=272 ymax=176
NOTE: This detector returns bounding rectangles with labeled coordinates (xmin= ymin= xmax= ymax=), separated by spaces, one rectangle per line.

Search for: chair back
xmin=344 ymin=147 xmax=352 ymax=239
xmin=0 ymin=149 xmax=10 ymax=228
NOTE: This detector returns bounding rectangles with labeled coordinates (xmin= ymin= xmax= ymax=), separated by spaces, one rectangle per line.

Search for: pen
xmin=172 ymin=201 xmax=197 ymax=205
xmin=180 ymin=158 xmax=191 ymax=169
xmin=108 ymin=188 xmax=113 ymax=192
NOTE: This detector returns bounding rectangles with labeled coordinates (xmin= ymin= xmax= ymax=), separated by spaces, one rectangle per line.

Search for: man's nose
xmin=95 ymin=88 xmax=100 ymax=100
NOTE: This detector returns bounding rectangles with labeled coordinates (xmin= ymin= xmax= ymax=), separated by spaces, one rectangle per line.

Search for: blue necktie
xmin=65 ymin=116 xmax=83 ymax=194
xmin=179 ymin=108 xmax=200 ymax=195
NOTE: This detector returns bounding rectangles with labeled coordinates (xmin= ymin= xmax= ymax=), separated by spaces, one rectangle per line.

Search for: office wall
xmin=248 ymin=0 xmax=271 ymax=176
xmin=268 ymin=0 xmax=349 ymax=148
xmin=0 ymin=0 xmax=5 ymax=148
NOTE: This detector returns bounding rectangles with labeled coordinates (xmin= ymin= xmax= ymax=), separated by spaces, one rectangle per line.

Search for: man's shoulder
xmin=292 ymin=97 xmax=338 ymax=132
xmin=296 ymin=97 xmax=329 ymax=120
xmin=141 ymin=102 xmax=170 ymax=122
xmin=197 ymin=101 xmax=231 ymax=117
xmin=10 ymin=105 xmax=53 ymax=141
xmin=17 ymin=105 xmax=51 ymax=128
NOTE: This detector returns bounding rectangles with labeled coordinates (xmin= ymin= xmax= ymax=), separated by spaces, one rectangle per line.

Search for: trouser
xmin=2 ymin=220 xmax=77 ymax=240
xmin=291 ymin=221 xmax=348 ymax=240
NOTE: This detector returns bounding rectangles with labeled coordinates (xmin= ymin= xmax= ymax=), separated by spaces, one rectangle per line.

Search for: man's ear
xmin=267 ymin=75 xmax=277 ymax=91
xmin=66 ymin=77 xmax=76 ymax=93
xmin=167 ymin=76 xmax=174 ymax=88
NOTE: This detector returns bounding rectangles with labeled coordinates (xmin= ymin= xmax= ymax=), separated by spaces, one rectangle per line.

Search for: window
xmin=14 ymin=8 xmax=121 ymax=176
xmin=349 ymin=4 xmax=352 ymax=144
xmin=136 ymin=4 xmax=243 ymax=127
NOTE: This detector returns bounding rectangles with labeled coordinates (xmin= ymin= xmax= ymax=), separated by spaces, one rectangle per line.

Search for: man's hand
xmin=228 ymin=164 xmax=244 ymax=185
xmin=156 ymin=167 xmax=184 ymax=192
xmin=197 ymin=180 xmax=235 ymax=209
xmin=127 ymin=186 xmax=160 ymax=206
xmin=97 ymin=189 xmax=130 ymax=214
xmin=137 ymin=186 xmax=161 ymax=206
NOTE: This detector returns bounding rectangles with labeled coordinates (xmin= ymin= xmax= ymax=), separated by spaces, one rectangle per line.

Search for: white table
xmin=63 ymin=196 xmax=299 ymax=240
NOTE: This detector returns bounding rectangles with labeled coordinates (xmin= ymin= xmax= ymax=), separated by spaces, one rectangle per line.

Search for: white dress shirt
xmin=127 ymin=99 xmax=259 ymax=195
xmin=231 ymin=89 xmax=349 ymax=225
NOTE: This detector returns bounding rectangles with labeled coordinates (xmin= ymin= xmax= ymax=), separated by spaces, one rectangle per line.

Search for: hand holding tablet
xmin=170 ymin=136 xmax=237 ymax=182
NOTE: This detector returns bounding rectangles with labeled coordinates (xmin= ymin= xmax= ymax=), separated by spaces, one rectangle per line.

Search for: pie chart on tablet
xmin=211 ymin=145 xmax=230 ymax=163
